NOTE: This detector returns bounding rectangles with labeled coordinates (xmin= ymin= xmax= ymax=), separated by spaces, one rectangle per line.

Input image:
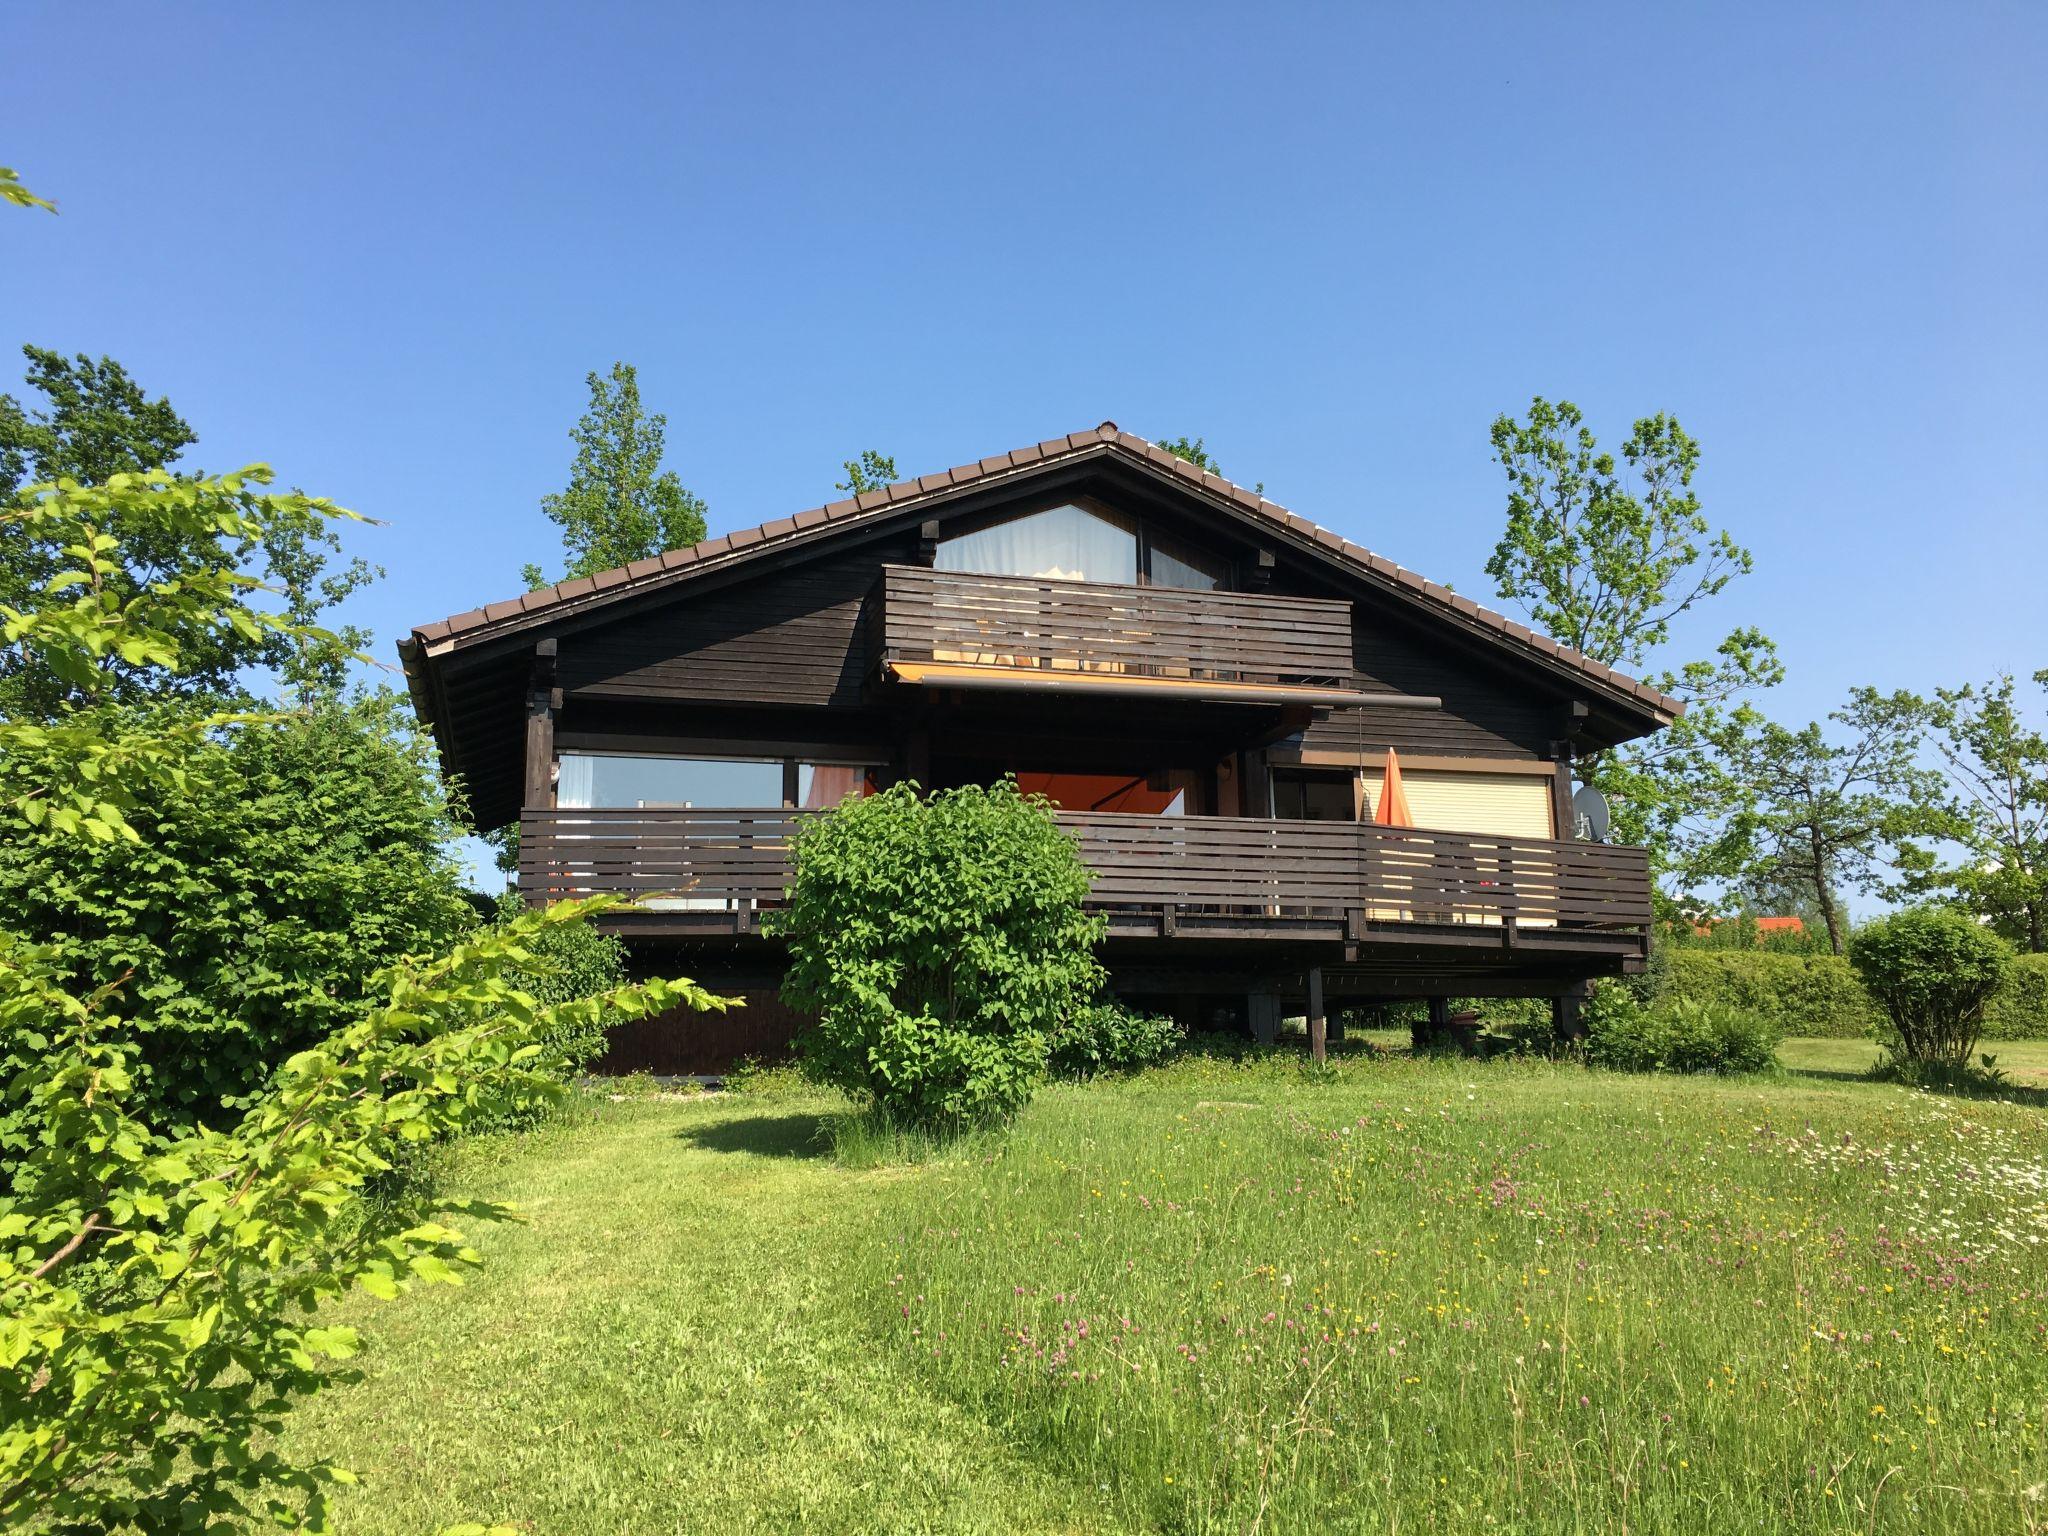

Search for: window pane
xmin=798 ymin=763 xmax=879 ymax=808
xmin=936 ymin=503 xmax=1139 ymax=584
xmin=1147 ymin=530 xmax=1227 ymax=590
xmin=558 ymin=753 xmax=782 ymax=808
xmin=1272 ymin=769 xmax=1354 ymax=821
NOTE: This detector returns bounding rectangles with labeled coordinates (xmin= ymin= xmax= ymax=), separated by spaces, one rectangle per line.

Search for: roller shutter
xmin=1361 ymin=768 xmax=1555 ymax=839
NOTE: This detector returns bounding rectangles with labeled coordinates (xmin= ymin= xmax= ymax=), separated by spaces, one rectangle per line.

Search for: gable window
xmin=935 ymin=499 xmax=1228 ymax=590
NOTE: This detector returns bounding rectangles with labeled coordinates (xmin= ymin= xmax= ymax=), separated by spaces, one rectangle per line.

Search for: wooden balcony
xmin=516 ymin=807 xmax=1653 ymax=956
xmin=874 ymin=564 xmax=1356 ymax=689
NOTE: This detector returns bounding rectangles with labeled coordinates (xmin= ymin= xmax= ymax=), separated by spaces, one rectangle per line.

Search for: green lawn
xmin=286 ymin=1049 xmax=2048 ymax=1534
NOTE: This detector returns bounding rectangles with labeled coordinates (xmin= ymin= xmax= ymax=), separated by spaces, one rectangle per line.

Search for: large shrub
xmin=0 ymin=688 xmax=476 ymax=1136
xmin=1047 ymin=998 xmax=1182 ymax=1077
xmin=1847 ymin=907 xmax=2013 ymax=1065
xmin=775 ymin=780 xmax=1104 ymax=1127
xmin=1587 ymin=996 xmax=1781 ymax=1075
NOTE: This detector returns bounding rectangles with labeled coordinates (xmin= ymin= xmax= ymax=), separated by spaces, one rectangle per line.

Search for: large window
xmin=557 ymin=753 xmax=878 ymax=809
xmin=557 ymin=754 xmax=782 ymax=809
xmin=936 ymin=500 xmax=1227 ymax=590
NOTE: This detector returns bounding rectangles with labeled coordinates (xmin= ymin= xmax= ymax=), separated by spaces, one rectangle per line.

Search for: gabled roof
xmin=405 ymin=421 xmax=1682 ymax=725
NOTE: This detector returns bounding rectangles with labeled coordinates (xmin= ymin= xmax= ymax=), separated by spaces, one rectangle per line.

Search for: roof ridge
xmin=410 ymin=420 xmax=1680 ymax=719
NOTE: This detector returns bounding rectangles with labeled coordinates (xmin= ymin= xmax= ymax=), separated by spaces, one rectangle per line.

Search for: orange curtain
xmin=1374 ymin=748 xmax=1414 ymax=827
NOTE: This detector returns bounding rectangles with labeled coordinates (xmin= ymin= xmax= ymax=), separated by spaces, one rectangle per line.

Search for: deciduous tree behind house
xmin=1485 ymin=397 xmax=1782 ymax=904
xmin=523 ymin=361 xmax=708 ymax=589
xmin=1723 ymin=687 xmax=1947 ymax=954
xmin=1897 ymin=671 xmax=2048 ymax=952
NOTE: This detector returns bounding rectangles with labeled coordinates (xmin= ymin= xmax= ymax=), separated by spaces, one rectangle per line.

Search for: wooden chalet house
xmin=402 ymin=423 xmax=1678 ymax=1071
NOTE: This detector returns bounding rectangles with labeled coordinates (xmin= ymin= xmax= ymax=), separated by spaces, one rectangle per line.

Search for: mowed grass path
xmin=291 ymin=1049 xmax=2048 ymax=1534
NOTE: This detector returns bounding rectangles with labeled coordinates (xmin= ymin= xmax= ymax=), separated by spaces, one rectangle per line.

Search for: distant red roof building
xmin=1692 ymin=915 xmax=1807 ymax=941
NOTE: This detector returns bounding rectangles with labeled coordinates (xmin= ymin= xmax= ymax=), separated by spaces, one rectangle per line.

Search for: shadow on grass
xmin=1782 ymin=1066 xmax=1875 ymax=1085
xmin=674 ymin=1110 xmax=834 ymax=1160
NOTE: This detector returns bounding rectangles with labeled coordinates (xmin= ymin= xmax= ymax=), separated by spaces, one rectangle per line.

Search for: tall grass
xmin=861 ymin=1060 xmax=2048 ymax=1533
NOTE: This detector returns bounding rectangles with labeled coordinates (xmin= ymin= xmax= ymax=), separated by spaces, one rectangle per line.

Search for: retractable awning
xmin=883 ymin=659 xmax=1441 ymax=710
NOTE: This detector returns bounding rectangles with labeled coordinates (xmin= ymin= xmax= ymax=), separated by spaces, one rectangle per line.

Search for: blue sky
xmin=6 ymin=3 xmax=2044 ymax=816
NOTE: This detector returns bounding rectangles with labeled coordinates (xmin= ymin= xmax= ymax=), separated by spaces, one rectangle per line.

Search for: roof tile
xmin=794 ymin=507 xmax=829 ymax=529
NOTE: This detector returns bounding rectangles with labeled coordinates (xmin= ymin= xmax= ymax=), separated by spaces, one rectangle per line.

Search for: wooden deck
xmin=875 ymin=564 xmax=1355 ymax=685
xmin=516 ymin=807 xmax=1653 ymax=954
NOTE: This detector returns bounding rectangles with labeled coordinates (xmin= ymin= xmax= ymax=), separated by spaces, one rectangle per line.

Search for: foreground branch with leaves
xmin=0 ymin=468 xmax=729 ymax=1530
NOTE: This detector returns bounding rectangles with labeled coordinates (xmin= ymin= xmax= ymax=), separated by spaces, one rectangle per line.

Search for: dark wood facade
xmin=405 ymin=426 xmax=1679 ymax=1064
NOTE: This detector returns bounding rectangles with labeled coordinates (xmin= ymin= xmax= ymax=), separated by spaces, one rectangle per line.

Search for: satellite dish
xmin=1572 ymin=784 xmax=1611 ymax=843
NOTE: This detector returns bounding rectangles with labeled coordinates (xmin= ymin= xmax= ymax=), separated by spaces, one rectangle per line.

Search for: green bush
xmin=1588 ymin=996 xmax=1780 ymax=1075
xmin=0 ymin=689 xmax=476 ymax=1145
xmin=774 ymin=781 xmax=1104 ymax=1128
xmin=1047 ymin=999 xmax=1182 ymax=1077
xmin=1848 ymin=907 xmax=2013 ymax=1065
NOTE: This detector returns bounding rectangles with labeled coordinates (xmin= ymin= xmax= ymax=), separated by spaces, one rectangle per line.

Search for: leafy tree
xmin=523 ymin=362 xmax=708 ymax=588
xmin=1160 ymin=435 xmax=1219 ymax=473
xmin=774 ymin=781 xmax=1104 ymax=1128
xmin=0 ymin=347 xmax=195 ymax=493
xmin=0 ymin=346 xmax=374 ymax=711
xmin=1160 ymin=434 xmax=1263 ymax=495
xmin=1848 ymin=906 xmax=2012 ymax=1066
xmin=835 ymin=449 xmax=897 ymax=496
xmin=0 ymin=463 xmax=728 ymax=1529
xmin=1898 ymin=672 xmax=2048 ymax=952
xmin=1485 ymin=397 xmax=1782 ymax=898
xmin=1723 ymin=688 xmax=1945 ymax=954
xmin=0 ymin=688 xmax=477 ymax=1139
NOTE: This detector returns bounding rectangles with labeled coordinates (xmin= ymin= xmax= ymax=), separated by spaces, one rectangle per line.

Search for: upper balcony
xmin=872 ymin=564 xmax=1367 ymax=704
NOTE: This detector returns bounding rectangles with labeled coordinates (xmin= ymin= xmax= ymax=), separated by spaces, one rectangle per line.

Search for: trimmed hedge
xmin=1659 ymin=947 xmax=2048 ymax=1041
xmin=1987 ymin=953 xmax=2048 ymax=1040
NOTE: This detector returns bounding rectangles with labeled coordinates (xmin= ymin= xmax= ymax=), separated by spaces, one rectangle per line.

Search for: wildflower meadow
xmin=277 ymin=1051 xmax=2047 ymax=1534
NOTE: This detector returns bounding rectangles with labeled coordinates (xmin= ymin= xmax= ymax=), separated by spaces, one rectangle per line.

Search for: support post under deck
xmin=1306 ymin=966 xmax=1326 ymax=1066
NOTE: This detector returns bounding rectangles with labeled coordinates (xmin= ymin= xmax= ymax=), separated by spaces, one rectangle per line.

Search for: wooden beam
xmin=1306 ymin=966 xmax=1326 ymax=1066
xmin=523 ymin=639 xmax=558 ymax=812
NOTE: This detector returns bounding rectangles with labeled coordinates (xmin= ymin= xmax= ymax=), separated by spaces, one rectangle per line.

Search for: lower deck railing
xmin=517 ymin=807 xmax=1653 ymax=937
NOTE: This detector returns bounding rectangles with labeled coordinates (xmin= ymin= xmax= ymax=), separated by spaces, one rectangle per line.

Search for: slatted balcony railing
xmin=517 ymin=807 xmax=1653 ymax=938
xmin=875 ymin=564 xmax=1355 ymax=685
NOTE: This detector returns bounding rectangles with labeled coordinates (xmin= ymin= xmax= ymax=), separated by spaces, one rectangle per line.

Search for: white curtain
xmin=937 ymin=503 xmax=1139 ymax=584
xmin=556 ymin=753 xmax=597 ymax=809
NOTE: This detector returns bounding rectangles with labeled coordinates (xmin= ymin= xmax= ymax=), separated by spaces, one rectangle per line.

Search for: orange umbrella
xmin=1374 ymin=747 xmax=1414 ymax=827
